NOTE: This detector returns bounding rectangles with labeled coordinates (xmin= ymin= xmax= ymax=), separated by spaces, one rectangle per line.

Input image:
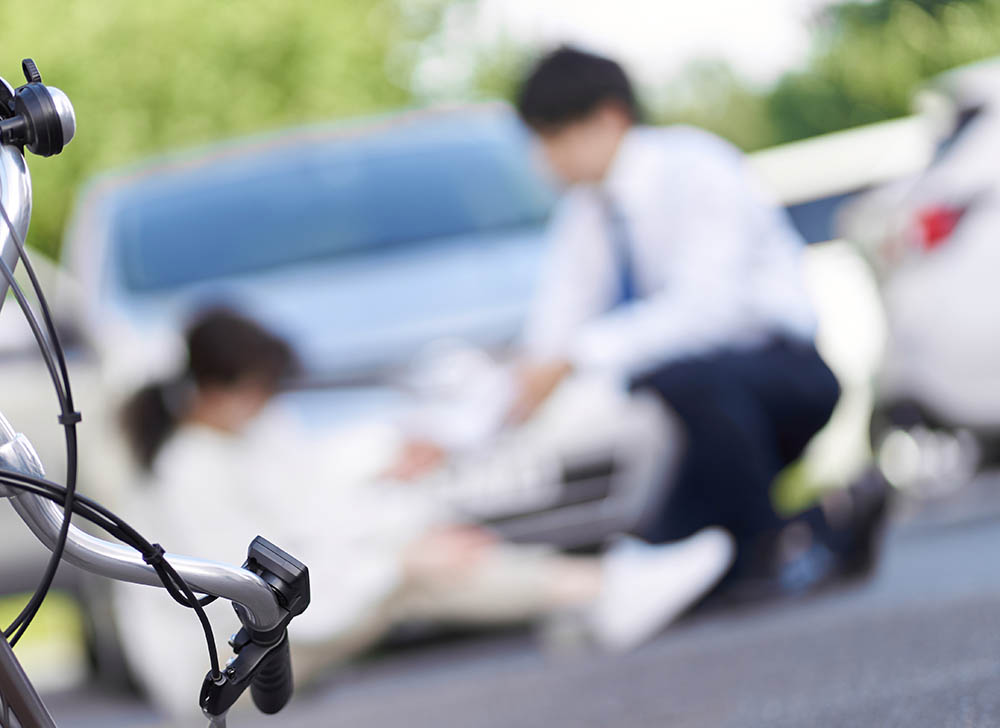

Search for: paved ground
xmin=39 ymin=475 xmax=1000 ymax=728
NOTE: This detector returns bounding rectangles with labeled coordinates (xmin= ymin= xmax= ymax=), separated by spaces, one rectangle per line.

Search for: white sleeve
xmin=569 ymin=158 xmax=759 ymax=376
xmin=521 ymin=192 xmax=613 ymax=362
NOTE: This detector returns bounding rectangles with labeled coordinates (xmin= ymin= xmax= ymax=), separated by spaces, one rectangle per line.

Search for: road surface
xmin=40 ymin=476 xmax=1000 ymax=727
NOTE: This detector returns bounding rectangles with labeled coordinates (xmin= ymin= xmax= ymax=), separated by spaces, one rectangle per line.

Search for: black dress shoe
xmin=836 ymin=466 xmax=893 ymax=579
xmin=706 ymin=527 xmax=839 ymax=607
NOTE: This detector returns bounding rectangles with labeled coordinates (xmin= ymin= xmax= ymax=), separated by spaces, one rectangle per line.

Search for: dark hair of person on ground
xmin=120 ymin=308 xmax=298 ymax=471
xmin=516 ymin=46 xmax=640 ymax=132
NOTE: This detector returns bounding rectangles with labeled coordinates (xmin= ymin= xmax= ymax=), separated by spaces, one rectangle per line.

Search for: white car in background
xmin=837 ymin=57 xmax=1000 ymax=492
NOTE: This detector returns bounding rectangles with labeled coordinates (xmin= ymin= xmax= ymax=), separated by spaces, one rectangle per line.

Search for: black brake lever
xmin=200 ymin=536 xmax=310 ymax=721
xmin=199 ymin=628 xmax=291 ymax=717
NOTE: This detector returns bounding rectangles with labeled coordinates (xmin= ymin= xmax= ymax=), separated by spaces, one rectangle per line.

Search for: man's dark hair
xmin=516 ymin=46 xmax=639 ymax=131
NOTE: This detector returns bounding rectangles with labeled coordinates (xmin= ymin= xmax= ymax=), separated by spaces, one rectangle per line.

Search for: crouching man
xmin=509 ymin=47 xmax=881 ymax=588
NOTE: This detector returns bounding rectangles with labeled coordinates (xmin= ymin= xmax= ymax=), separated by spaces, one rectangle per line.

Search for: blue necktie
xmin=601 ymin=193 xmax=638 ymax=308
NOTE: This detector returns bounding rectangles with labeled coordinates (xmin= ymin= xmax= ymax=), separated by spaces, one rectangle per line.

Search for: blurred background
xmin=8 ymin=0 xmax=1000 ymax=260
xmin=4 ymin=0 xmax=1000 ymax=725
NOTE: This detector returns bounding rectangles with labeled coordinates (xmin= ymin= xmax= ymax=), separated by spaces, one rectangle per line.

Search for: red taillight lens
xmin=915 ymin=205 xmax=964 ymax=251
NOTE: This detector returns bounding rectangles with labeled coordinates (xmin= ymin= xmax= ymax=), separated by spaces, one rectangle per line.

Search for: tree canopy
xmin=5 ymin=0 xmax=1000 ymax=257
xmin=0 ymin=0 xmax=433 ymax=257
xmin=663 ymin=0 xmax=1000 ymax=149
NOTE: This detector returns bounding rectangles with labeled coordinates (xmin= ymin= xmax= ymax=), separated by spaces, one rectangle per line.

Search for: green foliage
xmin=830 ymin=0 xmax=985 ymax=26
xmin=649 ymin=0 xmax=1000 ymax=149
xmin=768 ymin=0 xmax=1000 ymax=144
xmin=460 ymin=0 xmax=1000 ymax=152
xmin=649 ymin=61 xmax=783 ymax=152
xmin=0 ymin=0 xmax=433 ymax=258
xmin=9 ymin=0 xmax=1000 ymax=256
xmin=465 ymin=39 xmax=532 ymax=105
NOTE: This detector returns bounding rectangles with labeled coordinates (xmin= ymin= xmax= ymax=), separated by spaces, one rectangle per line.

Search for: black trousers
xmin=630 ymin=338 xmax=840 ymax=566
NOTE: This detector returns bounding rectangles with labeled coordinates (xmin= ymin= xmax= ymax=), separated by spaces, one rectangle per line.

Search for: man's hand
xmin=382 ymin=439 xmax=447 ymax=481
xmin=506 ymin=359 xmax=573 ymax=425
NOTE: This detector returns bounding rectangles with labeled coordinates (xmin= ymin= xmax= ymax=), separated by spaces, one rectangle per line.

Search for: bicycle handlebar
xmin=9 ymin=483 xmax=287 ymax=631
xmin=0 ymin=60 xmax=310 ymax=723
xmin=0 ymin=130 xmax=32 ymax=317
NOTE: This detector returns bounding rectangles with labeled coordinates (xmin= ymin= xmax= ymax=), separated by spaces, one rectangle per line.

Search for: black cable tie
xmin=143 ymin=543 xmax=166 ymax=568
xmin=58 ymin=411 xmax=82 ymax=426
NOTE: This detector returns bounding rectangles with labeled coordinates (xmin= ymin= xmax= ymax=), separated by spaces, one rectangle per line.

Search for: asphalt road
xmin=41 ymin=478 xmax=1000 ymax=728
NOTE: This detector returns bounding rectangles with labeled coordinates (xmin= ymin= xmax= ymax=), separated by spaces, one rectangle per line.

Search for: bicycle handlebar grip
xmin=250 ymin=633 xmax=293 ymax=715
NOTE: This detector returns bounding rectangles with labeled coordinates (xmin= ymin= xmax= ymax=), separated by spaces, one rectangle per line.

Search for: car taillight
xmin=915 ymin=205 xmax=965 ymax=251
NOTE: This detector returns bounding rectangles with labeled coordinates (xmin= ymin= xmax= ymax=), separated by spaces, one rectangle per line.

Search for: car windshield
xmin=113 ymin=113 xmax=554 ymax=292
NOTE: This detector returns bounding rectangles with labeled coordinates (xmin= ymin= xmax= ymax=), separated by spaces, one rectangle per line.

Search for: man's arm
xmin=510 ymin=191 xmax=613 ymax=422
xmin=506 ymin=358 xmax=574 ymax=424
xmin=521 ymin=190 xmax=616 ymax=361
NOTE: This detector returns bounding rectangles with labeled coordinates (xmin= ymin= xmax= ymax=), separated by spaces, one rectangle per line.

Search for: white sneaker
xmin=589 ymin=527 xmax=735 ymax=652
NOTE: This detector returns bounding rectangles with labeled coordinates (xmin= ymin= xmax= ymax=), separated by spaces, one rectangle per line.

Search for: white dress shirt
xmin=523 ymin=125 xmax=817 ymax=379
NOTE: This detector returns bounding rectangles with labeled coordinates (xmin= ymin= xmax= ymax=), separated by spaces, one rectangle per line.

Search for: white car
xmin=837 ymin=57 xmax=1000 ymax=490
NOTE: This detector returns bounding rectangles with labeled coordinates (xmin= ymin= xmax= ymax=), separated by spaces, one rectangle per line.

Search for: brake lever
xmin=199 ymin=628 xmax=289 ymax=718
xmin=200 ymin=536 xmax=310 ymax=723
